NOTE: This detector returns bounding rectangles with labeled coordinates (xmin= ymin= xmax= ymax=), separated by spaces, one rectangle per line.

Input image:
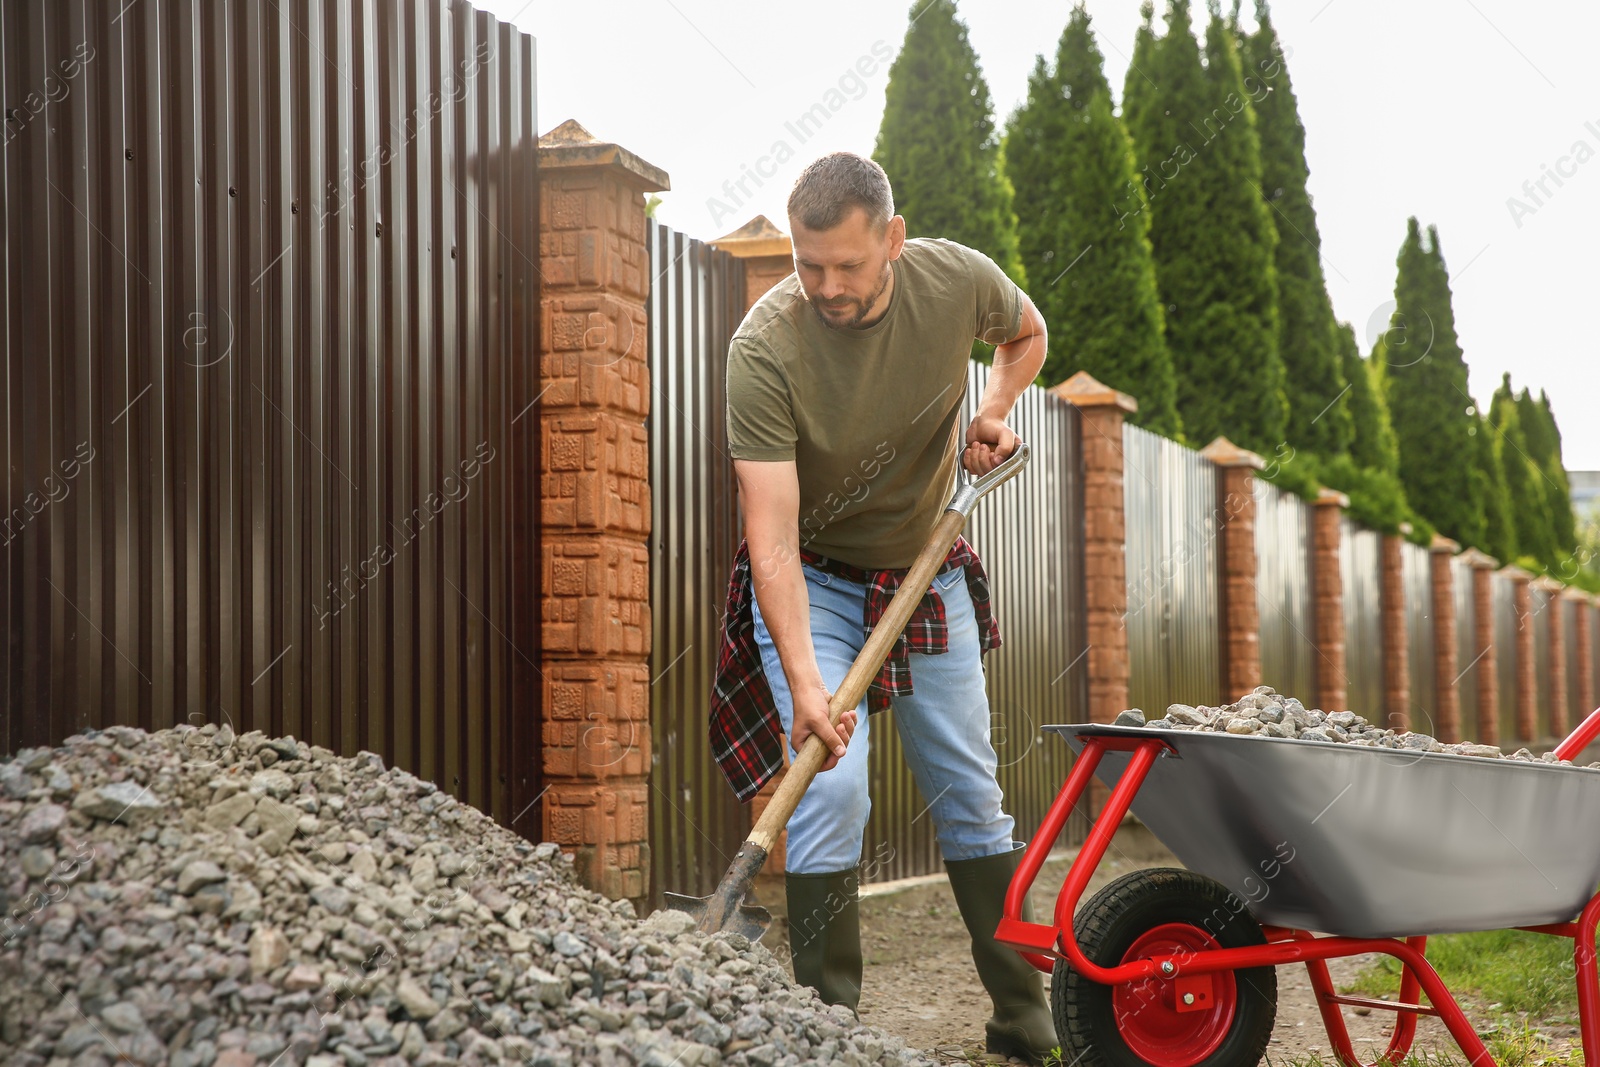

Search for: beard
xmin=808 ymin=262 xmax=892 ymax=330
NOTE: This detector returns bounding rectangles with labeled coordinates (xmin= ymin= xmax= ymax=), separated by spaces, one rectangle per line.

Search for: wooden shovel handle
xmin=746 ymin=508 xmax=968 ymax=852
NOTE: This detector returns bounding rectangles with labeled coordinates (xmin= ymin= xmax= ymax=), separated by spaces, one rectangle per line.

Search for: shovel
xmin=665 ymin=439 xmax=1032 ymax=939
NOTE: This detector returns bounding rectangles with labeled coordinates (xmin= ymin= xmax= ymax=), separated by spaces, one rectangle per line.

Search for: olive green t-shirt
xmin=725 ymin=238 xmax=1022 ymax=569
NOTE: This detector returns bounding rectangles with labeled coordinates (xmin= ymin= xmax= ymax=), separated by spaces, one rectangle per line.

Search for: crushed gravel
xmin=1118 ymin=686 xmax=1598 ymax=767
xmin=1 ymin=725 xmax=933 ymax=1067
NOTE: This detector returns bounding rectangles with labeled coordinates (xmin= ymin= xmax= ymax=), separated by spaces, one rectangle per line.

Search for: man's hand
xmin=967 ymin=287 xmax=1046 ymax=476
xmin=964 ymin=414 xmax=1017 ymax=476
xmin=791 ymin=682 xmax=858 ymax=773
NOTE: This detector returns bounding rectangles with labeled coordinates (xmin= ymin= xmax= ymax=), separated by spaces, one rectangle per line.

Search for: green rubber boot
xmin=785 ymin=868 xmax=863 ymax=1012
xmin=946 ymin=846 xmax=1060 ymax=1065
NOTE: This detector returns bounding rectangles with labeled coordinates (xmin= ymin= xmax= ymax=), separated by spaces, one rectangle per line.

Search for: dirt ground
xmin=753 ymin=823 xmax=1581 ymax=1064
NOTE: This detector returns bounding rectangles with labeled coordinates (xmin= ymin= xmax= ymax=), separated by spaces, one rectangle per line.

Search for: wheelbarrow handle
xmin=747 ymin=438 xmax=1031 ymax=854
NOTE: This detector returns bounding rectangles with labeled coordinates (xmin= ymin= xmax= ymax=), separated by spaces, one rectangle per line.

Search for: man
xmin=709 ymin=152 xmax=1056 ymax=1063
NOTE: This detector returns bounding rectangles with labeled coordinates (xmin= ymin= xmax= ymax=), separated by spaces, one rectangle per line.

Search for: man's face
xmin=790 ymin=208 xmax=905 ymax=330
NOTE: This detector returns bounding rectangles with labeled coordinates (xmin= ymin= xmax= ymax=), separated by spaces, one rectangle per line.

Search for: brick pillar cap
xmin=1532 ymin=576 xmax=1566 ymax=594
xmin=1050 ymin=371 xmax=1138 ymax=412
xmin=1457 ymin=547 xmax=1499 ymax=569
xmin=1559 ymin=585 xmax=1591 ymax=602
xmin=1429 ymin=533 xmax=1460 ymax=554
xmin=539 ymin=119 xmax=670 ymax=192
xmin=1199 ymin=436 xmax=1266 ymax=470
xmin=711 ymin=215 xmax=793 ymax=259
xmin=1499 ymin=564 xmax=1534 ymax=581
xmin=1314 ymin=487 xmax=1350 ymax=508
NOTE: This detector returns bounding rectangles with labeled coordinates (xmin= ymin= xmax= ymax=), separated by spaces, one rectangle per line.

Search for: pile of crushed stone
xmin=1118 ymin=686 xmax=1600 ymax=767
xmin=1 ymin=725 xmax=932 ymax=1067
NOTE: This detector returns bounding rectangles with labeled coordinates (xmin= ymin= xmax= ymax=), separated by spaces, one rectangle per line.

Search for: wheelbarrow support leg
xmin=1577 ymin=890 xmax=1600 ymax=1067
xmin=1299 ymin=932 xmax=1426 ymax=1067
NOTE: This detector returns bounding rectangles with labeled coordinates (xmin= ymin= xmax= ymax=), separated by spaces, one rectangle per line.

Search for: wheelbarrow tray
xmin=1048 ymin=723 xmax=1600 ymax=939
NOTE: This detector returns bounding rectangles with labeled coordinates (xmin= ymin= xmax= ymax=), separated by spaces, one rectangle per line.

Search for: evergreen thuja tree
xmin=1005 ymin=5 xmax=1180 ymax=435
xmin=874 ymin=0 xmax=1024 ymax=286
xmin=1340 ymin=324 xmax=1398 ymax=476
xmin=1243 ymin=1 xmax=1351 ymax=457
xmin=1517 ymin=388 xmax=1578 ymax=557
xmin=1123 ymin=0 xmax=1285 ymax=452
xmin=1473 ymin=413 xmax=1516 ymax=564
xmin=1490 ymin=375 xmax=1556 ymax=569
xmin=1381 ymin=219 xmax=1482 ymax=547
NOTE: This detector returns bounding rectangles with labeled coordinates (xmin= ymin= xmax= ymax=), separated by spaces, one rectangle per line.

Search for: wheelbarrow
xmin=995 ymin=705 xmax=1600 ymax=1067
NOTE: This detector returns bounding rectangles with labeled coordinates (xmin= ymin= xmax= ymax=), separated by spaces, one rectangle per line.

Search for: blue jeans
xmin=751 ymin=560 xmax=1016 ymax=874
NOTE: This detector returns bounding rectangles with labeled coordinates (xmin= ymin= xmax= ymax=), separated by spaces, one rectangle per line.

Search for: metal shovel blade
xmin=662 ymin=890 xmax=772 ymax=941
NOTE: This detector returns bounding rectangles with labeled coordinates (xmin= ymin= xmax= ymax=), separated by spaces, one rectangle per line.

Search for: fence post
xmin=1536 ymin=578 xmax=1569 ymax=737
xmin=1053 ymin=373 xmax=1135 ymax=814
xmin=712 ymin=215 xmax=794 ymax=311
xmin=1199 ymin=437 xmax=1265 ymax=701
xmin=709 ymin=215 xmax=795 ymax=874
xmin=1310 ymin=488 xmax=1349 ymax=714
xmin=1458 ymin=549 xmax=1500 ymax=745
xmin=1379 ymin=531 xmax=1412 ymax=732
xmin=1505 ymin=566 xmax=1536 ymax=745
xmin=1575 ymin=591 xmax=1596 ymax=728
xmin=536 ymin=120 xmax=669 ymax=905
xmin=1428 ymin=536 xmax=1462 ymax=743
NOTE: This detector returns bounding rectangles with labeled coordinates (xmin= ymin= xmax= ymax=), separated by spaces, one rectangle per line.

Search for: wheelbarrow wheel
xmin=1054 ymin=868 xmax=1277 ymax=1067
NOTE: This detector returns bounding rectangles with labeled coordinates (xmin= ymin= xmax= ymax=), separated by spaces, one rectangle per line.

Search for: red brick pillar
xmin=1054 ymin=372 xmax=1136 ymax=814
xmin=1460 ymin=549 xmax=1500 ymax=746
xmin=1379 ymin=532 xmax=1411 ymax=732
xmin=712 ymin=215 xmax=794 ymax=309
xmin=1507 ymin=567 xmax=1536 ymax=744
xmin=1200 ymin=437 xmax=1266 ymax=701
xmin=711 ymin=216 xmax=795 ymax=872
xmin=1537 ymin=578 xmax=1568 ymax=738
xmin=536 ymin=121 xmax=668 ymax=905
xmin=1311 ymin=489 xmax=1349 ymax=714
xmin=1428 ymin=536 xmax=1461 ymax=744
xmin=1575 ymin=593 xmax=1596 ymax=725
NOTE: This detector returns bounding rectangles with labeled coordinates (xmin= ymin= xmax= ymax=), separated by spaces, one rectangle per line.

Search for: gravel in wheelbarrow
xmin=1049 ymin=688 xmax=1600 ymax=939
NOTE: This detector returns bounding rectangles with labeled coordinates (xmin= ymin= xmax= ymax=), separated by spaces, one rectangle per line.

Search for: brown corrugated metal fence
xmin=645 ymin=220 xmax=749 ymax=902
xmin=2 ymin=0 xmax=543 ymax=829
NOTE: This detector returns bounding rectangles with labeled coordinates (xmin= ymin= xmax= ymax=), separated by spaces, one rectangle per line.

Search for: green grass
xmin=1346 ymin=930 xmax=1580 ymax=1022
xmin=1265 ymin=1019 xmax=1583 ymax=1067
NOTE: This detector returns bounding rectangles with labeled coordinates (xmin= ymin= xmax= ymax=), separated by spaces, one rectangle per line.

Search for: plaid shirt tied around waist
xmin=709 ymin=536 xmax=1002 ymax=802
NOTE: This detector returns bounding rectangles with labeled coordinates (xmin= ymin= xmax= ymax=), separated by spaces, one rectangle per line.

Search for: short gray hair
xmin=787 ymin=152 xmax=894 ymax=232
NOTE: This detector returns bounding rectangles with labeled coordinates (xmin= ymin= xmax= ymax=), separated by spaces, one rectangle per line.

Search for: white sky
xmin=483 ymin=0 xmax=1600 ymax=468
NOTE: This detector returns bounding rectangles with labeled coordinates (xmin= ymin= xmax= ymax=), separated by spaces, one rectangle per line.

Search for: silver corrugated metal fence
xmin=1452 ymin=555 xmax=1478 ymax=740
xmin=1532 ymin=584 xmax=1553 ymax=738
xmin=1494 ymin=572 xmax=1520 ymax=742
xmin=1564 ymin=596 xmax=1581 ymax=730
xmin=861 ymin=363 xmax=1088 ymax=882
xmin=1255 ymin=481 xmax=1315 ymax=700
xmin=1341 ymin=520 xmax=1382 ymax=719
xmin=1122 ymin=424 xmax=1221 ymax=718
xmin=1592 ymin=601 xmax=1600 ymax=720
xmin=2 ymin=0 xmax=544 ymax=827
xmin=1402 ymin=542 xmax=1437 ymax=732
xmin=645 ymin=222 xmax=747 ymax=902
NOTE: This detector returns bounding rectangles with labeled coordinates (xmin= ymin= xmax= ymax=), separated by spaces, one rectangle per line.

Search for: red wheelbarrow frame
xmin=996 ymin=707 xmax=1600 ymax=1067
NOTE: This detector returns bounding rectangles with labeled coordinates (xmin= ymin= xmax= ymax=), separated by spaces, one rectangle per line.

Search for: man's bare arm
xmin=966 ymin=288 xmax=1049 ymax=475
xmin=734 ymin=459 xmax=856 ymax=772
